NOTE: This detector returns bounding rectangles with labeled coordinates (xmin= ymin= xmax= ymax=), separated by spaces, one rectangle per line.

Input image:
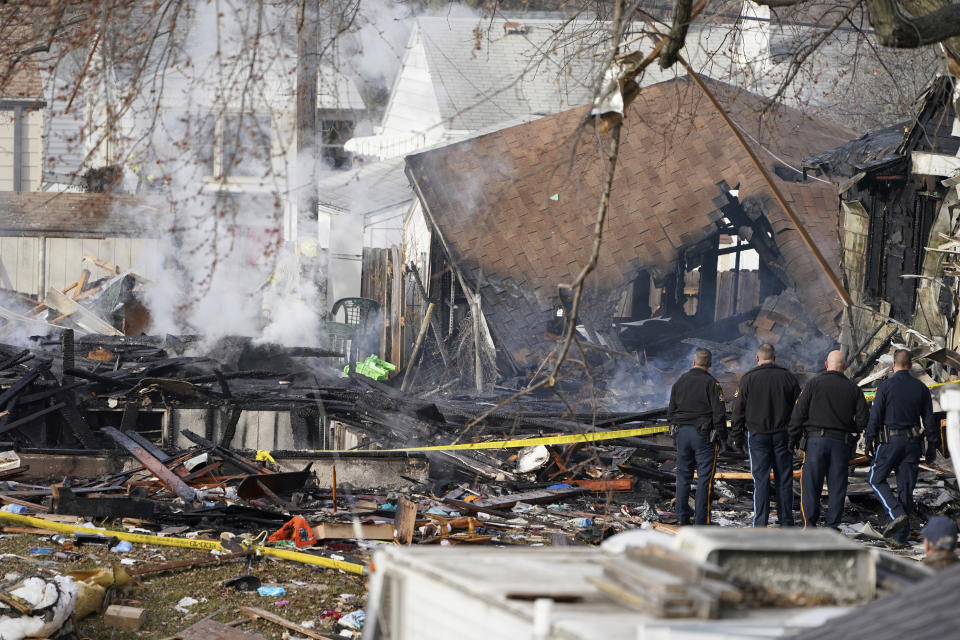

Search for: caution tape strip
xmin=0 ymin=511 xmax=365 ymax=575
xmin=862 ymin=378 xmax=960 ymax=402
xmin=312 ymin=424 xmax=670 ymax=453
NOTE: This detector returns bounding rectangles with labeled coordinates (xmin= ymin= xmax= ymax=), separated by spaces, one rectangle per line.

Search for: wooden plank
xmin=176 ymin=618 xmax=265 ymax=640
xmin=394 ymin=496 xmax=417 ymax=545
xmin=311 ymin=522 xmax=395 ymax=540
xmin=626 ymin=545 xmax=726 ymax=583
xmin=239 ymin=606 xmax=334 ymax=640
xmin=44 ymin=287 xmax=122 ymax=335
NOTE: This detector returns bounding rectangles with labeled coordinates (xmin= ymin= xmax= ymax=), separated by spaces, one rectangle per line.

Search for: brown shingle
xmin=406 ymin=76 xmax=853 ymax=366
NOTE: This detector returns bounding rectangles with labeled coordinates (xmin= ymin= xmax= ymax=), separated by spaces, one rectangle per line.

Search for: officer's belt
xmin=885 ymin=425 xmax=923 ymax=437
xmin=805 ymin=427 xmax=853 ymax=441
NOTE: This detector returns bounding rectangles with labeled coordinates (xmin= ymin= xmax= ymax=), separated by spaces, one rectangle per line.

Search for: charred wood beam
xmin=16 ymin=382 xmax=84 ymax=405
xmin=123 ymin=428 xmax=172 ymax=464
xmin=219 ymin=405 xmax=243 ymax=448
xmin=0 ymin=349 xmax=31 ymax=371
xmin=64 ymin=367 xmax=133 ymax=388
xmin=102 ymin=426 xmax=198 ymax=502
xmin=0 ymin=368 xmax=41 ymax=410
xmin=51 ymin=484 xmax=158 ymax=520
xmin=0 ymin=403 xmax=65 ymax=437
xmin=120 ymin=402 xmax=139 ymax=432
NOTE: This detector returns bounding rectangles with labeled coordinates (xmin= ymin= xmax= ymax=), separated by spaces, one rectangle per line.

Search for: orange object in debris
xmin=268 ymin=516 xmax=317 ymax=548
xmin=88 ymin=348 xmax=115 ymax=361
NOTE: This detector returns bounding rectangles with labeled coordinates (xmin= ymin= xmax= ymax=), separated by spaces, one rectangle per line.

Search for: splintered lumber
xmin=128 ymin=549 xmax=254 ymax=576
xmin=590 ymin=559 xmax=720 ymax=619
xmin=239 ymin=606 xmax=334 ymax=640
xmin=471 ymin=487 xmax=586 ymax=510
xmin=572 ymin=477 xmax=634 ymax=492
xmin=0 ymin=403 xmax=65 ymax=437
xmin=102 ymin=427 xmax=198 ymax=502
xmin=44 ymin=287 xmax=123 ymax=335
xmin=394 ymin=496 xmax=417 ymax=545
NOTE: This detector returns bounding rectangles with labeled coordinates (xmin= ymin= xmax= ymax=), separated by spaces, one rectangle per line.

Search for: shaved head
xmin=757 ymin=344 xmax=775 ymax=364
xmin=825 ymin=350 xmax=845 ymax=372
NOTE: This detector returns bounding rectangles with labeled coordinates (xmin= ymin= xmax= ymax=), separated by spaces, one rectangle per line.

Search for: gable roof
xmin=406 ymin=76 xmax=854 ymax=366
xmin=0 ymin=58 xmax=42 ymax=101
xmin=317 ymin=158 xmax=411 ymax=217
xmin=405 ymin=14 xmax=762 ymax=135
xmin=791 ymin=562 xmax=960 ymax=640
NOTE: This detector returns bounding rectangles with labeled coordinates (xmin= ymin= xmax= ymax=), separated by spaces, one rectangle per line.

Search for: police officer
xmin=921 ymin=516 xmax=958 ymax=570
xmin=789 ymin=350 xmax=868 ymax=529
xmin=669 ymin=347 xmax=727 ymax=525
xmin=864 ymin=349 xmax=938 ymax=544
xmin=729 ymin=344 xmax=801 ymax=527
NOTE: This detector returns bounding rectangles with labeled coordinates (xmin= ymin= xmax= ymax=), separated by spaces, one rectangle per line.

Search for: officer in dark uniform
xmin=789 ymin=350 xmax=868 ymax=529
xmin=729 ymin=343 xmax=801 ymax=527
xmin=669 ymin=347 xmax=727 ymax=525
xmin=865 ymin=349 xmax=938 ymax=544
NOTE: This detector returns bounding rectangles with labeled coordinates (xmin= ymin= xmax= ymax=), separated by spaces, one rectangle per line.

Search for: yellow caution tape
xmin=312 ymin=424 xmax=670 ymax=453
xmin=0 ymin=512 xmax=365 ymax=575
xmin=862 ymin=378 xmax=960 ymax=402
xmin=255 ymin=449 xmax=277 ymax=465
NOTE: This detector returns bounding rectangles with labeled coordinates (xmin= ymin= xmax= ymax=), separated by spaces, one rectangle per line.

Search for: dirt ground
xmin=0 ymin=532 xmax=368 ymax=639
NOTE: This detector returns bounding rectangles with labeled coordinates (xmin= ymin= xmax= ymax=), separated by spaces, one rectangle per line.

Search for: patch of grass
xmin=0 ymin=533 xmax=367 ymax=639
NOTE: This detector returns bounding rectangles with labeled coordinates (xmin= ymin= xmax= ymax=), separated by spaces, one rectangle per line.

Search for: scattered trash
xmin=111 ymin=540 xmax=132 ymax=553
xmin=257 ymin=586 xmax=286 ymax=597
xmin=340 ymin=609 xmax=365 ymax=630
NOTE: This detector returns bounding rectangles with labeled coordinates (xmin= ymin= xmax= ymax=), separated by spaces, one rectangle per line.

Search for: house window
xmin=221 ymin=114 xmax=271 ymax=178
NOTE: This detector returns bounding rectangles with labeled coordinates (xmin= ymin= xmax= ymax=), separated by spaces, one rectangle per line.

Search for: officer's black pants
xmin=869 ymin=435 xmax=921 ymax=534
xmin=800 ymin=435 xmax=851 ymax=529
xmin=675 ymin=425 xmax=718 ymax=525
xmin=747 ymin=431 xmax=794 ymax=527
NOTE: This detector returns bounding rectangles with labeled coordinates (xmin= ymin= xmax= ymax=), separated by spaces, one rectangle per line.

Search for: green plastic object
xmin=346 ymin=354 xmax=397 ymax=380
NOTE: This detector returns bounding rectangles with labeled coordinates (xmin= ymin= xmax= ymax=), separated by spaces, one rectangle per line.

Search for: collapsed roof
xmin=405 ymin=76 xmax=853 ymax=368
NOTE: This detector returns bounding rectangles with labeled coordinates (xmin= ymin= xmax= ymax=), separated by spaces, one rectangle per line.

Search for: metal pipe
xmin=37 ymin=236 xmax=46 ymax=300
xmin=678 ymin=59 xmax=853 ymax=307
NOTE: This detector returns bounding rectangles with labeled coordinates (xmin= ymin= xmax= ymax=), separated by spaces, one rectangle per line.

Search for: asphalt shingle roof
xmin=0 ymin=193 xmax=160 ymax=237
xmin=790 ymin=563 xmax=960 ymax=640
xmin=406 ymin=76 xmax=853 ymax=366
xmin=316 ymin=158 xmax=411 ymax=215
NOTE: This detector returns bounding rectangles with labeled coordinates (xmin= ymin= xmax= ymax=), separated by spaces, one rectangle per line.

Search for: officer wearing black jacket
xmin=669 ymin=348 xmax=727 ymax=525
xmin=789 ymin=350 xmax=868 ymax=529
xmin=730 ymin=344 xmax=801 ymax=527
xmin=865 ymin=349 xmax=938 ymax=544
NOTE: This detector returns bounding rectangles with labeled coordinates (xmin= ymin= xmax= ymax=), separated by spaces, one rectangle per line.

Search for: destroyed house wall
xmin=405 ymin=77 xmax=851 ymax=369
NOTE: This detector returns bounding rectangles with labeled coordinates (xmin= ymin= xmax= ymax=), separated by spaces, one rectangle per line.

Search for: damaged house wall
xmin=403 ymin=76 xmax=852 ymax=379
xmin=806 ymin=76 xmax=960 ymax=362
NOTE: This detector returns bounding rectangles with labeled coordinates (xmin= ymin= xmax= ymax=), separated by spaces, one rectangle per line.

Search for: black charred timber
xmin=122 ymin=429 xmax=172 ymax=464
xmin=64 ymin=367 xmax=134 ymax=388
xmin=51 ymin=484 xmax=159 ymax=520
xmin=61 ymin=329 xmax=74 ymax=385
xmin=235 ymin=464 xmax=312 ymax=500
xmin=181 ymin=430 xmax=265 ymax=475
xmin=53 ymin=390 xmax=99 ymax=448
xmin=219 ymin=406 xmax=243 ymax=448
xmin=284 ymin=347 xmax=345 ymax=358
xmin=213 ymin=369 xmax=232 ymax=398
xmin=0 ymin=367 xmax=42 ymax=410
xmin=0 ymin=349 xmax=32 ymax=371
xmin=0 ymin=402 xmax=66 ymax=437
xmin=103 ymin=426 xmax=198 ymax=502
xmin=852 ymin=332 xmax=895 ymax=380
xmin=16 ymin=382 xmax=84 ymax=404
xmin=120 ymin=402 xmax=139 ymax=432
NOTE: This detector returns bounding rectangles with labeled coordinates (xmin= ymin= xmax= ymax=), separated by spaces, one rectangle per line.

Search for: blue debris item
xmin=346 ymin=355 xmax=397 ymax=381
xmin=257 ymin=586 xmax=286 ymax=597
xmin=111 ymin=540 xmax=133 ymax=553
xmin=547 ymin=484 xmax=572 ymax=490
xmin=380 ymin=502 xmax=397 ymax=512
xmin=29 ymin=547 xmax=54 ymax=556
xmin=1 ymin=504 xmax=29 ymax=514
xmin=340 ymin=609 xmax=366 ymax=630
xmin=572 ymin=517 xmax=592 ymax=528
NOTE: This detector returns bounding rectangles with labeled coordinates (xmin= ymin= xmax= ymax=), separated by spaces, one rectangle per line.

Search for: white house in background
xmin=0 ymin=62 xmax=44 ymax=193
